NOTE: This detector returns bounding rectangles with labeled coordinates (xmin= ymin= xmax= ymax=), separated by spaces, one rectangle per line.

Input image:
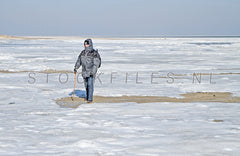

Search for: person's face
xmin=84 ymin=44 xmax=89 ymax=48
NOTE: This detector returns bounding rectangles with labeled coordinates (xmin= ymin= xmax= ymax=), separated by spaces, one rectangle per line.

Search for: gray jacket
xmin=75 ymin=39 xmax=101 ymax=78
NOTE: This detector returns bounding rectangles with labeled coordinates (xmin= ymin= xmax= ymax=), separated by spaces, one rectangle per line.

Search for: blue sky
xmin=0 ymin=0 xmax=239 ymax=36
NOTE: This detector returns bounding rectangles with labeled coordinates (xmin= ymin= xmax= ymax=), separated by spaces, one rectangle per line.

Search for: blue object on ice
xmin=69 ymin=90 xmax=86 ymax=98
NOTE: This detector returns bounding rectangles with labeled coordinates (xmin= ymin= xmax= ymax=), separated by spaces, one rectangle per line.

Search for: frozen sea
xmin=0 ymin=37 xmax=240 ymax=155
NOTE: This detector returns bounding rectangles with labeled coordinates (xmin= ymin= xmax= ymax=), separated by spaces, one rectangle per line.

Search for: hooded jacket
xmin=75 ymin=39 xmax=101 ymax=78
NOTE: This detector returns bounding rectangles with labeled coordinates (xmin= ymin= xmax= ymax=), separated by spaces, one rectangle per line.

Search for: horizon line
xmin=1 ymin=34 xmax=240 ymax=39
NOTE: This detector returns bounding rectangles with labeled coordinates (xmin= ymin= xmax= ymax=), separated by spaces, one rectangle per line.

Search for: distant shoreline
xmin=80 ymin=35 xmax=240 ymax=38
xmin=1 ymin=34 xmax=240 ymax=40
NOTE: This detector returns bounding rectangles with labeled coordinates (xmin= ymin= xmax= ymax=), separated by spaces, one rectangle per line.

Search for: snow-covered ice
xmin=0 ymin=37 xmax=240 ymax=155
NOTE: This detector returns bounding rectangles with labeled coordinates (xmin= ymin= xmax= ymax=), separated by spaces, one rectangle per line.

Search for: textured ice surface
xmin=0 ymin=37 xmax=240 ymax=155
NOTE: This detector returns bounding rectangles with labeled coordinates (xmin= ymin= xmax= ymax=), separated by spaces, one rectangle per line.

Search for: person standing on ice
xmin=74 ymin=39 xmax=101 ymax=103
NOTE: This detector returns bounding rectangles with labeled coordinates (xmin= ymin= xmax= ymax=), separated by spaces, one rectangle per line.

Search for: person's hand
xmin=74 ymin=68 xmax=77 ymax=74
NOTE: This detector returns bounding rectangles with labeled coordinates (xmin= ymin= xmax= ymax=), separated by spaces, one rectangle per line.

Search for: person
xmin=74 ymin=39 xmax=101 ymax=103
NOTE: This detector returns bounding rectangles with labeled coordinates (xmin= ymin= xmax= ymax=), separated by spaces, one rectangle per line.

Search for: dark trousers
xmin=84 ymin=77 xmax=94 ymax=101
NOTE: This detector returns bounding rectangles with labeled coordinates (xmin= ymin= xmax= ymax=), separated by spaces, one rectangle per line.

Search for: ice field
xmin=0 ymin=37 xmax=240 ymax=155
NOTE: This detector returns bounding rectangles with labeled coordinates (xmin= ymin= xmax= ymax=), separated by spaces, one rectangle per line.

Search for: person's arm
xmin=91 ymin=50 xmax=101 ymax=76
xmin=74 ymin=51 xmax=83 ymax=73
